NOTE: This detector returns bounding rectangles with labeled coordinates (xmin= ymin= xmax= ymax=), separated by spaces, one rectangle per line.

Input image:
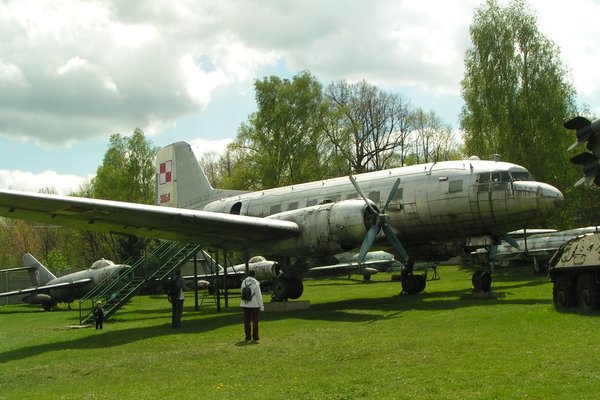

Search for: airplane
xmin=308 ymin=251 xmax=400 ymax=281
xmin=472 ymin=226 xmax=600 ymax=272
xmin=0 ymin=141 xmax=563 ymax=301
xmin=0 ymin=253 xmax=130 ymax=310
xmin=186 ymin=254 xmax=281 ymax=291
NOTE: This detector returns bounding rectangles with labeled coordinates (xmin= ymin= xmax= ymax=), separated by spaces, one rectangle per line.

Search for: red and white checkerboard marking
xmin=159 ymin=160 xmax=172 ymax=185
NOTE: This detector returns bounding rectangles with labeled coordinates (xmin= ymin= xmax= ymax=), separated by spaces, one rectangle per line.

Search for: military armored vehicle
xmin=548 ymin=232 xmax=600 ymax=312
xmin=549 ymin=115 xmax=600 ymax=312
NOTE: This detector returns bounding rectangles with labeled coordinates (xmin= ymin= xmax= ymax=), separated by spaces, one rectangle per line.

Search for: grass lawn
xmin=1 ymin=265 xmax=600 ymax=400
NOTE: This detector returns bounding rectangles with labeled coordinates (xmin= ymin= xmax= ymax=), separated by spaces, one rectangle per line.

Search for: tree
xmin=460 ymin=0 xmax=577 ymax=190
xmin=233 ymin=71 xmax=331 ymax=189
xmin=93 ymin=129 xmax=157 ymax=204
xmin=86 ymin=129 xmax=159 ymax=261
xmin=411 ymin=109 xmax=460 ymax=164
xmin=325 ymin=80 xmax=414 ymax=173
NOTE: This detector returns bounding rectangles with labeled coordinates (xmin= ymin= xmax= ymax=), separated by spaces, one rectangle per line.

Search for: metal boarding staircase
xmin=78 ymin=241 xmax=202 ymax=325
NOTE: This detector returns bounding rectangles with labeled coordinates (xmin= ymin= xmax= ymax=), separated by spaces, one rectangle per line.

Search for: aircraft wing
xmin=0 ymin=278 xmax=92 ymax=298
xmin=0 ymin=189 xmax=301 ymax=251
xmin=308 ymin=260 xmax=383 ymax=276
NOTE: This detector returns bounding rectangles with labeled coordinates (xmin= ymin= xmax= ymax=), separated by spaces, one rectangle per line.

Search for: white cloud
xmin=0 ymin=169 xmax=91 ymax=195
xmin=0 ymin=0 xmax=599 ymax=155
xmin=189 ymin=138 xmax=233 ymax=159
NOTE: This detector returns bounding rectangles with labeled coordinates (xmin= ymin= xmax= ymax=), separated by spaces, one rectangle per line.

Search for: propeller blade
xmin=382 ymin=178 xmax=401 ymax=212
xmin=349 ymin=175 xmax=378 ymax=215
xmin=358 ymin=225 xmax=380 ymax=263
xmin=382 ymin=224 xmax=409 ymax=261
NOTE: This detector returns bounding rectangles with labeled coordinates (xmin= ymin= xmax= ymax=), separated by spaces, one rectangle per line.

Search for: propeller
xmin=349 ymin=175 xmax=409 ymax=264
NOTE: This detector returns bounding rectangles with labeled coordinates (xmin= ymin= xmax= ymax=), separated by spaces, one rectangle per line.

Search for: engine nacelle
xmin=266 ymin=199 xmax=378 ymax=257
xmin=22 ymin=293 xmax=52 ymax=305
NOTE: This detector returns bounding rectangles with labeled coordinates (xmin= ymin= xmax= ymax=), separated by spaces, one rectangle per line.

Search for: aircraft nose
xmin=537 ymin=182 xmax=564 ymax=214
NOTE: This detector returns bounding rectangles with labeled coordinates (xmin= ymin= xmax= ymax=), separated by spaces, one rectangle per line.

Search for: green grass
xmin=1 ymin=266 xmax=600 ymax=399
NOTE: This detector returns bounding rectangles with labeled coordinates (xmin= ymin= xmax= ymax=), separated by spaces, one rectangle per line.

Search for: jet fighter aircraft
xmin=0 ymin=253 xmax=130 ymax=310
xmin=187 ymin=254 xmax=281 ymax=291
xmin=0 ymin=142 xmax=563 ymax=301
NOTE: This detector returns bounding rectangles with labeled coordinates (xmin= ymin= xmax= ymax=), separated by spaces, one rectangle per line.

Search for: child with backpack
xmin=240 ymin=269 xmax=264 ymax=343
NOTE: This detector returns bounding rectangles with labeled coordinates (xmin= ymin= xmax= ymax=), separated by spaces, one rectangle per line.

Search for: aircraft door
xmin=415 ymin=190 xmax=432 ymax=228
xmin=489 ymin=171 xmax=511 ymax=222
xmin=471 ymin=171 xmax=512 ymax=229
xmin=471 ymin=172 xmax=494 ymax=228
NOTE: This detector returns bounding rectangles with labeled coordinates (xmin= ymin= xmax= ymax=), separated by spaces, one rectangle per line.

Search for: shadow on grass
xmin=1 ymin=268 xmax=553 ymax=364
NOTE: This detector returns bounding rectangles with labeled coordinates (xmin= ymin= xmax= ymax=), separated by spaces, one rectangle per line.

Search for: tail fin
xmin=156 ymin=142 xmax=215 ymax=209
xmin=156 ymin=141 xmax=247 ymax=209
xmin=22 ymin=253 xmax=56 ymax=286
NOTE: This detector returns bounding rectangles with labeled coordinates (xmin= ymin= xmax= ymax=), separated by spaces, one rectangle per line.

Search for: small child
xmin=93 ymin=300 xmax=105 ymax=330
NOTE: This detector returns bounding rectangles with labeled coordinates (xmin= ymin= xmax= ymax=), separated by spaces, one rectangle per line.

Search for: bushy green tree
xmin=232 ymin=71 xmax=332 ymax=189
xmin=460 ymin=0 xmax=577 ymax=191
xmin=84 ymin=129 xmax=159 ymax=261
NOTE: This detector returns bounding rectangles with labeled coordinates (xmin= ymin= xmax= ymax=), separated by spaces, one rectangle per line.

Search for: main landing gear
xmin=471 ymin=269 xmax=493 ymax=293
xmin=400 ymin=260 xmax=427 ymax=295
xmin=272 ymin=276 xmax=304 ymax=301
xmin=401 ymin=272 xmax=427 ymax=295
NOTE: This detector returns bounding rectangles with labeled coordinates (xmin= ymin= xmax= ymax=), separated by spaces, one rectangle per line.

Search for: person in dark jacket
xmin=168 ymin=269 xmax=185 ymax=329
xmin=93 ymin=300 xmax=105 ymax=330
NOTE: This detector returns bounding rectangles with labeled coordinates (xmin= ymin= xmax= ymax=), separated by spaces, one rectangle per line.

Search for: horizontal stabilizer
xmin=0 ymin=266 xmax=33 ymax=273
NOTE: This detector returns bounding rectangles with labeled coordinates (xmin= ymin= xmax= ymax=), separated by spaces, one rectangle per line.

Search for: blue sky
xmin=1 ymin=0 xmax=599 ymax=194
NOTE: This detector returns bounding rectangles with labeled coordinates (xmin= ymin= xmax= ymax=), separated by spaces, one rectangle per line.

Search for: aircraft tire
xmin=552 ymin=275 xmax=576 ymax=310
xmin=576 ymin=273 xmax=600 ymax=313
xmin=273 ymin=278 xmax=289 ymax=301
xmin=401 ymin=274 xmax=421 ymax=295
xmin=363 ymin=274 xmax=371 ymax=282
xmin=288 ymin=277 xmax=304 ymax=299
xmin=472 ymin=270 xmax=492 ymax=292
xmin=417 ymin=274 xmax=426 ymax=293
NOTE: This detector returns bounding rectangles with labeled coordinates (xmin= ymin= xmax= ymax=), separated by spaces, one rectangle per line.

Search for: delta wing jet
xmin=0 ymin=142 xmax=563 ymax=301
xmin=0 ymin=253 xmax=130 ymax=310
xmin=308 ymin=251 xmax=399 ymax=281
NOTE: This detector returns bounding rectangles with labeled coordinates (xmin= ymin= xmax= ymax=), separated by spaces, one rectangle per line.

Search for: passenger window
xmin=368 ymin=191 xmax=381 ymax=204
xmin=449 ymin=180 xmax=463 ymax=193
xmin=307 ymin=199 xmax=317 ymax=207
xmin=393 ymin=188 xmax=403 ymax=201
xmin=288 ymin=202 xmax=298 ymax=211
xmin=346 ymin=193 xmax=359 ymax=200
xmin=269 ymin=205 xmax=281 ymax=215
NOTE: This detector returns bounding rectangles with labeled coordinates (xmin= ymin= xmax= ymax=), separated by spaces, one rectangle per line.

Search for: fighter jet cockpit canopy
xmin=90 ymin=259 xmax=116 ymax=269
xmin=248 ymin=255 xmax=267 ymax=263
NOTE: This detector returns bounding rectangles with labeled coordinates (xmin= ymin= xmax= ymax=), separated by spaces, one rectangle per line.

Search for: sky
xmin=1 ymin=0 xmax=599 ymax=194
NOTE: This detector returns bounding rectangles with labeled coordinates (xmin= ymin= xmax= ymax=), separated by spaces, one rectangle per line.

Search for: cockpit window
xmin=90 ymin=259 xmax=114 ymax=269
xmin=509 ymin=170 xmax=534 ymax=181
xmin=478 ymin=170 xmax=516 ymax=191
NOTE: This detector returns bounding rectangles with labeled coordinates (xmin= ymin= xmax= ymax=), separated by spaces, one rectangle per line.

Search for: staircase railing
xmin=78 ymin=241 xmax=202 ymax=325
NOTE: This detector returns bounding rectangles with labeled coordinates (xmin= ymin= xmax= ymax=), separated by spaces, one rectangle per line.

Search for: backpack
xmin=167 ymin=278 xmax=179 ymax=298
xmin=241 ymin=280 xmax=253 ymax=303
